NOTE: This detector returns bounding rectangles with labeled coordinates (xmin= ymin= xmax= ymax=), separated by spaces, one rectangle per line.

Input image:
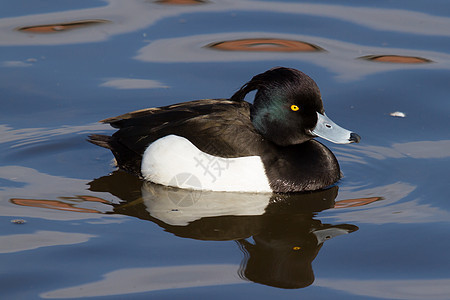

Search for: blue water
xmin=1 ymin=0 xmax=450 ymax=299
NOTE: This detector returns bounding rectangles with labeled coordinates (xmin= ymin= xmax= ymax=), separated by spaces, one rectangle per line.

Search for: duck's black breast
xmin=260 ymin=140 xmax=341 ymax=193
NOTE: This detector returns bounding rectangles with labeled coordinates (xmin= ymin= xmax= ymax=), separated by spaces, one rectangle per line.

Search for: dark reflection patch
xmin=359 ymin=55 xmax=432 ymax=64
xmin=207 ymin=39 xmax=324 ymax=52
xmin=17 ymin=19 xmax=110 ymax=33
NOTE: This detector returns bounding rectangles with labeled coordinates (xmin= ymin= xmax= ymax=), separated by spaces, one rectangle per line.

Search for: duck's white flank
xmin=141 ymin=135 xmax=272 ymax=192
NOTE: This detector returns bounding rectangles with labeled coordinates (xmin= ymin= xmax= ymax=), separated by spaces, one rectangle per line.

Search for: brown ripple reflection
xmin=17 ymin=19 xmax=110 ymax=33
xmin=10 ymin=196 xmax=108 ymax=213
xmin=359 ymin=55 xmax=432 ymax=64
xmin=334 ymin=197 xmax=382 ymax=209
xmin=208 ymin=38 xmax=324 ymax=52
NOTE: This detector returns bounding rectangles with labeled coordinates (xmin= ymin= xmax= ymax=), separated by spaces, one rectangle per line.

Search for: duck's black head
xmin=231 ymin=67 xmax=360 ymax=146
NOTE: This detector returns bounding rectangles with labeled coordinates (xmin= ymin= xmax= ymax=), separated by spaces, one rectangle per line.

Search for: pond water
xmin=1 ymin=0 xmax=450 ymax=299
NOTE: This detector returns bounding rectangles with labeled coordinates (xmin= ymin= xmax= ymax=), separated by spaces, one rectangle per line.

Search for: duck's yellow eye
xmin=291 ymin=105 xmax=300 ymax=111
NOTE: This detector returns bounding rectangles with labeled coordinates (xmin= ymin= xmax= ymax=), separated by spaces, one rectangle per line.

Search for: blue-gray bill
xmin=310 ymin=112 xmax=361 ymax=144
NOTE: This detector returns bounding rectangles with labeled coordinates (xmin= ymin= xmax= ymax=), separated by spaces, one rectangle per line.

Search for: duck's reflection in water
xmin=89 ymin=170 xmax=358 ymax=289
xmin=236 ymin=213 xmax=356 ymax=289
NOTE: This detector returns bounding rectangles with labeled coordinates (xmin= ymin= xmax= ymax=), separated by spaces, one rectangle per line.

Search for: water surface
xmin=1 ymin=0 xmax=450 ymax=299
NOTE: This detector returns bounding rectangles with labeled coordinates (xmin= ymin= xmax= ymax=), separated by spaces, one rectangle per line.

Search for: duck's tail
xmin=88 ymin=134 xmax=142 ymax=176
xmin=87 ymin=134 xmax=113 ymax=149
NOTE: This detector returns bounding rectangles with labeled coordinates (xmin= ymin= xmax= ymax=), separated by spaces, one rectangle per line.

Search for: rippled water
xmin=1 ymin=1 xmax=450 ymax=299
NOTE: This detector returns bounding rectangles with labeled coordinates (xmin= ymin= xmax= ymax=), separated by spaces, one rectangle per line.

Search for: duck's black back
xmin=90 ymin=99 xmax=265 ymax=174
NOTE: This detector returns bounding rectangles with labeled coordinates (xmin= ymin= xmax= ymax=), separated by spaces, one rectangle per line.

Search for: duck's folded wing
xmin=89 ymin=99 xmax=265 ymax=175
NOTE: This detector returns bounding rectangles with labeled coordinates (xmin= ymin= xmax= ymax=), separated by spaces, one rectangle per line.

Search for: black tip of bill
xmin=349 ymin=132 xmax=361 ymax=143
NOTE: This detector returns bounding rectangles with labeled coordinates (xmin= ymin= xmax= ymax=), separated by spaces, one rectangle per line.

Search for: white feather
xmin=141 ymin=135 xmax=272 ymax=192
